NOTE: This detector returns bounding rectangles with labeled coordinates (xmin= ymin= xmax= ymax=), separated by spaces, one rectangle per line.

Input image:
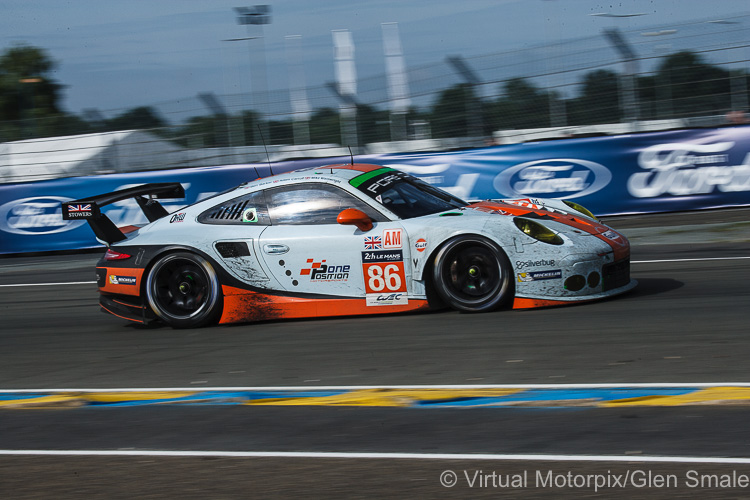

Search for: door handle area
xmin=263 ymin=244 xmax=289 ymax=255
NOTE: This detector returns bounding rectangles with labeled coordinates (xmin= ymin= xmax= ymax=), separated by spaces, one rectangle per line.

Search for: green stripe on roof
xmin=349 ymin=167 xmax=394 ymax=188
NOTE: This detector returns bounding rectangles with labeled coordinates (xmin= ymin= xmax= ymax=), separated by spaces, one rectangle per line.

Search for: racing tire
xmin=146 ymin=252 xmax=223 ymax=328
xmin=432 ymin=235 xmax=513 ymax=312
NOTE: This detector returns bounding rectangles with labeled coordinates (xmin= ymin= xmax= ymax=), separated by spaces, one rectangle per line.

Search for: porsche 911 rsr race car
xmin=62 ymin=163 xmax=636 ymax=328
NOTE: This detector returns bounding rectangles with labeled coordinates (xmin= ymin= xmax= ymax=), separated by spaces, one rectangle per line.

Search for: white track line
xmin=2 ymin=383 xmax=750 ymax=392
xmin=0 ymin=281 xmax=95 ymax=288
xmin=0 ymin=450 xmax=748 ymax=463
xmin=632 ymin=256 xmax=750 ymax=264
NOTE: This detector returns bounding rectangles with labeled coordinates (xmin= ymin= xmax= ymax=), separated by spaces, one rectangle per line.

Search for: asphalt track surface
xmin=1 ymin=208 xmax=749 ymax=498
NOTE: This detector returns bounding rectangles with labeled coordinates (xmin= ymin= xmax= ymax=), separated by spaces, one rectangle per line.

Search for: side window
xmin=197 ymin=190 xmax=270 ymax=225
xmin=266 ymin=184 xmax=388 ymax=225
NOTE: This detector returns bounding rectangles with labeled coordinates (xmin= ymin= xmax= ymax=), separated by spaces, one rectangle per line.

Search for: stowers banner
xmin=1 ymin=126 xmax=749 ymax=254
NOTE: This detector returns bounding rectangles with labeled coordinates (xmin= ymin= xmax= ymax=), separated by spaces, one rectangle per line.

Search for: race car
xmin=62 ymin=163 xmax=636 ymax=328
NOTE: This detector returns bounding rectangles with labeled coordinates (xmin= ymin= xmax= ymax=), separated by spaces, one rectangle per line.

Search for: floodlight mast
xmin=601 ymin=27 xmax=641 ymax=128
xmin=233 ymin=5 xmax=272 ymax=146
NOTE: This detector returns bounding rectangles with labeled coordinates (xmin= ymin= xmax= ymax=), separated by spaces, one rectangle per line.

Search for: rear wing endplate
xmin=61 ymin=182 xmax=185 ymax=245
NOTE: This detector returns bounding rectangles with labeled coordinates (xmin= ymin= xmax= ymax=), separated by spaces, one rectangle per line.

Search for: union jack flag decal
xmin=364 ymin=236 xmax=382 ymax=250
xmin=68 ymin=204 xmax=92 ymax=212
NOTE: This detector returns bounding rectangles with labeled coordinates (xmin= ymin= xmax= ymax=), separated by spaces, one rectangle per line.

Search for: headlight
xmin=563 ymin=200 xmax=598 ymax=221
xmin=513 ymin=217 xmax=563 ymax=245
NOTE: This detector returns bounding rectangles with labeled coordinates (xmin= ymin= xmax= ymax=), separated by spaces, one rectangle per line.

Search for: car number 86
xmin=364 ymin=262 xmax=407 ymax=293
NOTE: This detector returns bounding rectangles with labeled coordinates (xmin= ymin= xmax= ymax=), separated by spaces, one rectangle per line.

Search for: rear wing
xmin=61 ymin=182 xmax=185 ymax=245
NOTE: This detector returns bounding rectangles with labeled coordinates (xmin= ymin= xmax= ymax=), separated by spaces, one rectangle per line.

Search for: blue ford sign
xmin=493 ymin=158 xmax=612 ymax=199
xmin=0 ymin=196 xmax=85 ymax=236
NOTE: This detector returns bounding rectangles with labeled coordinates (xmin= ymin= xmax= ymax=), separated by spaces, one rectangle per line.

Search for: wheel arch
xmin=429 ymin=233 xmax=515 ymax=312
xmin=141 ymin=244 xmax=225 ymax=328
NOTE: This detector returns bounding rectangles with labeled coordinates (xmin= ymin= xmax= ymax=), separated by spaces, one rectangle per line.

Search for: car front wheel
xmin=432 ymin=235 xmax=513 ymax=312
xmin=146 ymin=252 xmax=223 ymax=328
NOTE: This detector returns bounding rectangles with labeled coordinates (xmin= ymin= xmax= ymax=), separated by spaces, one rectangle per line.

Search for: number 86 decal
xmin=364 ymin=262 xmax=406 ymax=293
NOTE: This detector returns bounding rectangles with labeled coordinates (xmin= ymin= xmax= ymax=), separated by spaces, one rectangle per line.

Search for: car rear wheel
xmin=146 ymin=252 xmax=223 ymax=328
xmin=432 ymin=235 xmax=513 ymax=312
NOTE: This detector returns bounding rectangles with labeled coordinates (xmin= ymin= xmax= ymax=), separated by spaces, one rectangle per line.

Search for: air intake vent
xmin=197 ymin=190 xmax=268 ymax=225
xmin=207 ymin=200 xmax=249 ymax=221
xmin=215 ymin=241 xmax=251 ymax=258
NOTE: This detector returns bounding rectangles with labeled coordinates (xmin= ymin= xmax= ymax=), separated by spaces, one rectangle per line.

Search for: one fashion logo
xmin=300 ymin=259 xmax=350 ymax=282
xmin=494 ymin=159 xmax=612 ymax=199
xmin=628 ymin=141 xmax=750 ymax=197
xmin=0 ymin=196 xmax=85 ymax=235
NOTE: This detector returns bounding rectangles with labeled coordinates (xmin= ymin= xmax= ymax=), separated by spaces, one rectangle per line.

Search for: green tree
xmin=0 ymin=44 xmax=65 ymax=139
xmin=568 ymin=69 xmax=622 ymax=125
xmin=640 ymin=51 xmax=732 ymax=119
xmin=356 ymin=104 xmax=391 ymax=144
xmin=105 ymin=106 xmax=166 ymax=131
xmin=268 ymin=118 xmax=294 ymax=144
xmin=429 ymin=84 xmax=476 ymax=138
xmin=488 ymin=78 xmax=550 ymax=131
xmin=309 ymin=108 xmax=340 ymax=144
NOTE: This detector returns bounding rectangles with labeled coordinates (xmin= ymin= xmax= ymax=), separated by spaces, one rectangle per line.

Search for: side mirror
xmin=337 ymin=208 xmax=373 ymax=232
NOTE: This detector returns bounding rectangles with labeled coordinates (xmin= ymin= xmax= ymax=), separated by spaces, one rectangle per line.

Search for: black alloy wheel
xmin=146 ymin=252 xmax=222 ymax=328
xmin=432 ymin=235 xmax=513 ymax=312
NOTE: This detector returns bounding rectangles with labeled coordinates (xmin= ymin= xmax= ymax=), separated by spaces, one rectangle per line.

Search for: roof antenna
xmin=257 ymin=125 xmax=274 ymax=176
xmin=348 ymin=145 xmax=354 ymax=165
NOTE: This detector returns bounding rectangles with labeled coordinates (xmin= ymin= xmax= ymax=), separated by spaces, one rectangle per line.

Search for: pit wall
xmin=2 ymin=126 xmax=748 ymax=254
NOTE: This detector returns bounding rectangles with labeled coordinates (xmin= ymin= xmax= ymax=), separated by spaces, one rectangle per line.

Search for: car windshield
xmin=351 ymin=168 xmax=467 ymax=219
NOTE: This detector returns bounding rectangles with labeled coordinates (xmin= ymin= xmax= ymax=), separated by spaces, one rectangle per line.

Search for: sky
xmin=1 ymin=0 xmax=748 ymax=118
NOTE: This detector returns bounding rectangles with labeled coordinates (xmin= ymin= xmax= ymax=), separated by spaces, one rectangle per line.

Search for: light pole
xmin=382 ymin=22 xmax=410 ymax=142
xmin=446 ymin=56 xmax=483 ymax=142
xmin=603 ymin=28 xmax=640 ymax=128
xmin=542 ymin=0 xmax=567 ymax=128
xmin=592 ymin=12 xmax=646 ymax=129
xmin=234 ymin=6 xmax=271 ymax=146
xmin=641 ymin=29 xmax=678 ymax=120
xmin=332 ymin=29 xmax=359 ymax=150
xmin=706 ymin=19 xmax=749 ymax=116
xmin=285 ymin=35 xmax=311 ymax=145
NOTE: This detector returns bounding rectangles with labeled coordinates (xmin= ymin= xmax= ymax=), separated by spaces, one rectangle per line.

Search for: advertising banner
xmin=365 ymin=126 xmax=750 ymax=216
xmin=1 ymin=126 xmax=749 ymax=254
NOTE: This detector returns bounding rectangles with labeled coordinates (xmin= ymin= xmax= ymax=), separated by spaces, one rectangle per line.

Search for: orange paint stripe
xmin=100 ymin=303 xmax=145 ymax=324
xmin=112 ymin=298 xmax=146 ymax=310
xmin=330 ymin=163 xmax=384 ymax=173
xmin=219 ymin=285 xmax=429 ymax=324
xmin=469 ymin=201 xmax=630 ymax=261
xmin=512 ymin=297 xmax=573 ymax=309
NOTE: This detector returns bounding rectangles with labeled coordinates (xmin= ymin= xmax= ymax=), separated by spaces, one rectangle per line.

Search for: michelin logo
xmin=109 ymin=275 xmax=137 ymax=285
xmin=517 ymin=270 xmax=562 ymax=282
